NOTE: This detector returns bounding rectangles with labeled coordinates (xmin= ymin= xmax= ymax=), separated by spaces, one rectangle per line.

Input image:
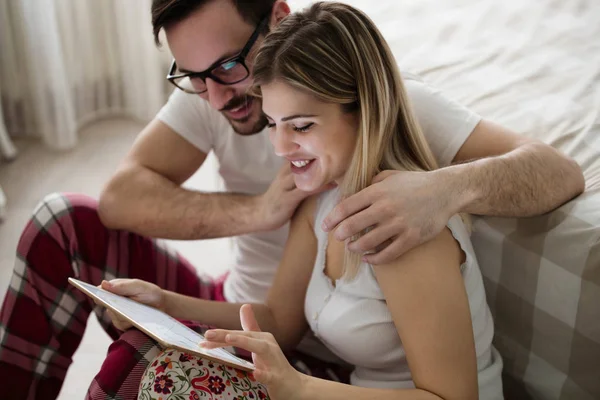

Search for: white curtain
xmin=0 ymin=81 xmax=16 ymax=218
xmin=0 ymin=84 xmax=17 ymax=160
xmin=0 ymin=0 xmax=172 ymax=150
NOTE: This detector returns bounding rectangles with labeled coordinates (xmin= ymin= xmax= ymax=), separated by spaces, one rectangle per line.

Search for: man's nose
xmin=205 ymin=78 xmax=234 ymax=111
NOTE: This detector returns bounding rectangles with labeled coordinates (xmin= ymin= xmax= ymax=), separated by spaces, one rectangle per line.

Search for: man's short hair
xmin=151 ymin=0 xmax=277 ymax=46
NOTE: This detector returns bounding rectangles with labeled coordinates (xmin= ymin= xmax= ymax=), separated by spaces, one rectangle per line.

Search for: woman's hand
xmin=97 ymin=279 xmax=166 ymax=331
xmin=201 ymin=304 xmax=306 ymax=400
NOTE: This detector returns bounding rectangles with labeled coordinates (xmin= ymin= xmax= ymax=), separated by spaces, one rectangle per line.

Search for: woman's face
xmin=261 ymin=80 xmax=359 ymax=192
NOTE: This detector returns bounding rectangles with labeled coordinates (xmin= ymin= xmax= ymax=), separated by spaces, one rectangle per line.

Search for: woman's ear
xmin=270 ymin=1 xmax=291 ymax=28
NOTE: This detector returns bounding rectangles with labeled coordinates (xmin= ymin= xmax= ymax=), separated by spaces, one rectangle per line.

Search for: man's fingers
xmin=240 ymin=304 xmax=262 ymax=332
xmin=362 ymin=236 xmax=412 ymax=265
xmin=322 ymin=190 xmax=373 ymax=232
xmin=277 ymin=164 xmax=297 ymax=190
xmin=332 ymin=208 xmax=379 ymax=242
xmin=277 ymin=162 xmax=292 ymax=177
xmin=289 ymin=187 xmax=312 ymax=202
xmin=372 ymin=170 xmax=397 ymax=184
xmin=282 ymin=172 xmax=297 ymax=191
xmin=346 ymin=224 xmax=398 ymax=254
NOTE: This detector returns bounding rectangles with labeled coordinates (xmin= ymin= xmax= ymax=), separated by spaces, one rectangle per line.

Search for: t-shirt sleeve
xmin=156 ymin=88 xmax=214 ymax=154
xmin=404 ymin=79 xmax=482 ymax=167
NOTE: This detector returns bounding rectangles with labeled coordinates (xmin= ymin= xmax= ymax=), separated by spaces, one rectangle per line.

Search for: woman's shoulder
xmin=293 ymin=189 xmax=336 ymax=230
xmin=372 ymin=220 xmax=467 ymax=276
xmin=296 ymin=188 xmax=340 ymax=230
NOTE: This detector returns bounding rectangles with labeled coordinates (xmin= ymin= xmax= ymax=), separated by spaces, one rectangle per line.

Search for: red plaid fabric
xmin=0 ymin=193 xmax=223 ymax=400
xmin=0 ymin=193 xmax=350 ymax=400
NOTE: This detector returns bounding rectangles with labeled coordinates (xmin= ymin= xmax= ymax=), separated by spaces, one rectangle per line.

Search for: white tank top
xmin=304 ymin=189 xmax=504 ymax=399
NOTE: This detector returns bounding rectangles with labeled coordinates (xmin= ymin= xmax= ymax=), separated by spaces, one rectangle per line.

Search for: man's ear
xmin=270 ymin=0 xmax=291 ymax=28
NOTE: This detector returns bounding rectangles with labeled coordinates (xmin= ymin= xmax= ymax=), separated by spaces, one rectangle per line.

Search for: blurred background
xmin=0 ymin=0 xmax=599 ymax=398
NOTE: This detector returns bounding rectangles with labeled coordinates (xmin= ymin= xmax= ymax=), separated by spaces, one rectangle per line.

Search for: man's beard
xmin=221 ymin=94 xmax=268 ymax=136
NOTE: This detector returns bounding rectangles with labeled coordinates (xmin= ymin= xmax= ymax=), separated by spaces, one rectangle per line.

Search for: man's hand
xmin=258 ymin=164 xmax=333 ymax=231
xmin=97 ymin=279 xmax=166 ymax=331
xmin=322 ymin=170 xmax=456 ymax=265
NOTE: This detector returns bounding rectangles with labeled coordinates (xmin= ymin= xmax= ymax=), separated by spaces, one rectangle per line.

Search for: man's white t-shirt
xmin=156 ymin=74 xmax=482 ymax=304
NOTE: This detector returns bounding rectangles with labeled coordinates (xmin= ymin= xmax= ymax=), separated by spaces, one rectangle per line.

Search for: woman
xmin=130 ymin=2 xmax=503 ymax=399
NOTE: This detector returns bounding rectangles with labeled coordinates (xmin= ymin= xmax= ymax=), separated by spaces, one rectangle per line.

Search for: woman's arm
xmin=162 ymin=196 xmax=319 ymax=350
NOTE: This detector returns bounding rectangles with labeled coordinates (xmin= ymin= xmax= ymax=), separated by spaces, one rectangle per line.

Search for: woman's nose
xmin=271 ymin=128 xmax=300 ymax=157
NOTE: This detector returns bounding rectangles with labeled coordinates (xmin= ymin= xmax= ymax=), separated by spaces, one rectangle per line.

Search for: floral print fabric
xmin=138 ymin=349 xmax=269 ymax=400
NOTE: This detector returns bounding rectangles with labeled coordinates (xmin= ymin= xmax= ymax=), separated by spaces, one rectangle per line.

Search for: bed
xmin=287 ymin=0 xmax=600 ymax=398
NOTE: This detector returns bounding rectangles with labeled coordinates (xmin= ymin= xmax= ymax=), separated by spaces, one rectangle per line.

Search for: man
xmin=0 ymin=0 xmax=584 ymax=399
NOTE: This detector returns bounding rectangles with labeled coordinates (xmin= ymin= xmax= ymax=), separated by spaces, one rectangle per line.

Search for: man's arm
xmin=323 ymin=119 xmax=585 ymax=264
xmin=143 ymin=196 xmax=318 ymax=351
xmin=448 ymin=119 xmax=584 ymax=216
xmin=99 ymin=119 xmax=306 ymax=239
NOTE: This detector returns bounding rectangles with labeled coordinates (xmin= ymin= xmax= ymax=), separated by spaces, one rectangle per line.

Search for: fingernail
xmin=362 ymin=256 xmax=368 ymax=262
xmin=102 ymin=280 xmax=112 ymax=287
xmin=225 ymin=334 xmax=235 ymax=342
xmin=205 ymin=331 xmax=215 ymax=339
xmin=321 ymin=221 xmax=328 ymax=231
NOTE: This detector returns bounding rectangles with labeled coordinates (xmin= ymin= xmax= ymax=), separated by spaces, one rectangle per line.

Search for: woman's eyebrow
xmin=262 ymin=113 xmax=318 ymax=121
xmin=281 ymin=114 xmax=318 ymax=122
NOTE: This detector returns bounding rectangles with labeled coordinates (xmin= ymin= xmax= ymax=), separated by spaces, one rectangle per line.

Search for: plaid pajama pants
xmin=0 ymin=193 xmax=350 ymax=400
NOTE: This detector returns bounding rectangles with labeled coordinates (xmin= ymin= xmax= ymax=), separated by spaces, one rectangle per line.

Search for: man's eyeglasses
xmin=167 ymin=16 xmax=269 ymax=94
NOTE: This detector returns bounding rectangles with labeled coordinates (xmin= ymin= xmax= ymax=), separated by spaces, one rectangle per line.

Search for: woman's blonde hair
xmin=252 ymin=2 xmax=440 ymax=279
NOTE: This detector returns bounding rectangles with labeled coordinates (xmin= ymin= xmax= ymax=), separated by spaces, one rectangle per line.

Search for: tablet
xmin=68 ymin=278 xmax=255 ymax=372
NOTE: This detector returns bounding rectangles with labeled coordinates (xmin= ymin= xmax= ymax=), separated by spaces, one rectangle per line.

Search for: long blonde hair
xmin=253 ymin=2 xmax=439 ymax=279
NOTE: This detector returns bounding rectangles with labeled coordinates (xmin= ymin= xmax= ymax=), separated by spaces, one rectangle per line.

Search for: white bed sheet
xmin=290 ymin=0 xmax=600 ymax=186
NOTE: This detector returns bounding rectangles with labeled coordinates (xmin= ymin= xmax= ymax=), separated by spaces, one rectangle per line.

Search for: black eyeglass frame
xmin=166 ymin=16 xmax=269 ymax=94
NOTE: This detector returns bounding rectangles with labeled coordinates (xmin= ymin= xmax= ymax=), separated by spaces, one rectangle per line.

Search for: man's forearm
xmin=99 ymin=164 xmax=266 ymax=240
xmin=447 ymin=142 xmax=585 ymax=217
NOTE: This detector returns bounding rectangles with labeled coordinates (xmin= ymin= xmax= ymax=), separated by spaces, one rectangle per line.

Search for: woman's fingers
xmin=199 ymin=341 xmax=230 ymax=350
xmin=102 ymin=279 xmax=145 ymax=297
xmin=240 ymin=304 xmax=261 ymax=332
xmin=205 ymin=329 xmax=264 ymax=341
xmin=106 ymin=309 xmax=131 ymax=331
xmin=202 ymin=331 xmax=273 ymax=354
xmin=224 ymin=333 xmax=271 ymax=355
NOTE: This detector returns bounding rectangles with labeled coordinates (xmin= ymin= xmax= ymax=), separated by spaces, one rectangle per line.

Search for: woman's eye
xmin=267 ymin=123 xmax=276 ymax=129
xmin=293 ymin=123 xmax=314 ymax=132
